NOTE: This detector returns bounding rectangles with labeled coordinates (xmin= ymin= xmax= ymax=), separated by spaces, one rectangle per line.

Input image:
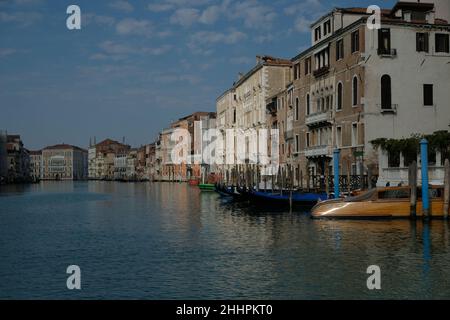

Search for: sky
xmin=0 ymin=0 xmax=396 ymax=150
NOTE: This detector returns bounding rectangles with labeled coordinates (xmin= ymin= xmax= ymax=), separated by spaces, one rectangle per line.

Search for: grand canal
xmin=1 ymin=181 xmax=449 ymax=299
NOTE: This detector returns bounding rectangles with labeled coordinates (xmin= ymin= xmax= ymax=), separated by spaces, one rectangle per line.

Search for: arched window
xmin=306 ymin=94 xmax=310 ymax=115
xmin=295 ymin=97 xmax=299 ymax=121
xmin=381 ymin=75 xmax=392 ymax=110
xmin=352 ymin=76 xmax=358 ymax=106
xmin=337 ymin=82 xmax=343 ymax=110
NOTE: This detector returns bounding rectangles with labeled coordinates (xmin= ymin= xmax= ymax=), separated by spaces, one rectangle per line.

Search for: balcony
xmin=313 ymin=66 xmax=330 ymax=78
xmin=304 ymin=145 xmax=332 ymax=158
xmin=377 ymin=48 xmax=397 ymax=57
xmin=305 ymin=111 xmax=332 ymax=127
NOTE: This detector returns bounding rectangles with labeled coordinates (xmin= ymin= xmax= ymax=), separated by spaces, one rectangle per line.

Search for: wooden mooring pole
xmin=444 ymin=159 xmax=449 ymax=219
xmin=409 ymin=161 xmax=417 ymax=219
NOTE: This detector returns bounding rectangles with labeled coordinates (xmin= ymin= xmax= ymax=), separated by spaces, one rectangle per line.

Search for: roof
xmin=391 ymin=1 xmax=435 ymax=15
xmin=233 ymin=55 xmax=291 ymax=89
xmin=29 ymin=150 xmax=42 ymax=155
xmin=178 ymin=111 xmax=216 ymax=122
xmin=310 ymin=7 xmax=391 ymax=28
xmin=43 ymin=144 xmax=87 ymax=152
xmin=95 ymin=138 xmax=125 ymax=147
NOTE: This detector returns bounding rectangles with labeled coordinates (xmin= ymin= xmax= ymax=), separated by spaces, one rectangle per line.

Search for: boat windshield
xmin=344 ymin=189 xmax=377 ymax=202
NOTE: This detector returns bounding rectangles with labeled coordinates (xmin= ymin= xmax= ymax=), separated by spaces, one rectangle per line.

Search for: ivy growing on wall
xmin=371 ymin=131 xmax=450 ymax=166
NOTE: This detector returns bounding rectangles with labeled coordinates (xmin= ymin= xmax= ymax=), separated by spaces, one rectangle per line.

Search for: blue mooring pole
xmin=420 ymin=139 xmax=430 ymax=218
xmin=334 ymin=149 xmax=340 ymax=199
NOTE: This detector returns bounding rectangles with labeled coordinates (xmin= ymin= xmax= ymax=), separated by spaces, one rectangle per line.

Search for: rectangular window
xmin=336 ymin=39 xmax=344 ymax=60
xmin=435 ymin=33 xmax=449 ymax=53
xmin=378 ymin=28 xmax=391 ymax=54
xmin=306 ymin=132 xmax=311 ymax=148
xmin=351 ymin=30 xmax=360 ymax=53
xmin=293 ymin=63 xmax=300 ymax=80
xmin=336 ymin=126 xmax=342 ymax=148
xmin=352 ymin=123 xmax=358 ymax=147
xmin=295 ymin=135 xmax=299 ymax=153
xmin=315 ymin=27 xmax=321 ymax=41
xmin=423 ymin=84 xmax=433 ymax=106
xmin=416 ymin=33 xmax=429 ymax=52
xmin=324 ymin=20 xmax=331 ymax=35
xmin=305 ymin=57 xmax=311 ymax=75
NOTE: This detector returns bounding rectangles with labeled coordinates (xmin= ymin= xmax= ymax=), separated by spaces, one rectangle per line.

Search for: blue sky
xmin=0 ymin=0 xmax=396 ymax=150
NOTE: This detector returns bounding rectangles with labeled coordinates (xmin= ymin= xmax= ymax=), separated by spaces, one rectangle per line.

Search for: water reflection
xmin=0 ymin=182 xmax=449 ymax=299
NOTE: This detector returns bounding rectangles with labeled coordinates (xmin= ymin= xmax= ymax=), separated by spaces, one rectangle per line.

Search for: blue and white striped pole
xmin=334 ymin=149 xmax=340 ymax=199
xmin=420 ymin=139 xmax=430 ymax=218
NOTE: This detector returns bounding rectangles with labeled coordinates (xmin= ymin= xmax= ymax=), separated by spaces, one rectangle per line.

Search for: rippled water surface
xmin=1 ymin=181 xmax=449 ymax=299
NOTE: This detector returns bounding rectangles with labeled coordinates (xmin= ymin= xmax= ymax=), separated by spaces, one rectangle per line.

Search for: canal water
xmin=0 ymin=181 xmax=449 ymax=299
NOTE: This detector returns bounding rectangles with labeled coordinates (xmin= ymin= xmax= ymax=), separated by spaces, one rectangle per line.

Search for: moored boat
xmin=250 ymin=190 xmax=329 ymax=206
xmin=311 ymin=185 xmax=448 ymax=219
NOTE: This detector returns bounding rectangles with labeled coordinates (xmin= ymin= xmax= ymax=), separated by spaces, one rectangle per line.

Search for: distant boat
xmin=188 ymin=179 xmax=200 ymax=186
xmin=198 ymin=183 xmax=215 ymax=191
xmin=311 ymin=185 xmax=448 ymax=219
xmin=215 ymin=185 xmax=251 ymax=200
xmin=250 ymin=190 xmax=328 ymax=205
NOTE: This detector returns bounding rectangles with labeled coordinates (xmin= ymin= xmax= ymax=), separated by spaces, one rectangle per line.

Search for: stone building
xmin=42 ymin=144 xmax=87 ymax=180
xmin=288 ymin=0 xmax=450 ymax=188
xmin=145 ymin=143 xmax=156 ymax=181
xmin=0 ymin=130 xmax=7 ymax=181
xmin=29 ymin=150 xmax=42 ymax=181
xmin=215 ymin=0 xmax=450 ymax=190
xmin=6 ymin=135 xmax=30 ymax=183
xmin=216 ymin=56 xmax=292 ymax=182
xmin=158 ymin=112 xmax=216 ymax=182
xmin=88 ymin=139 xmax=130 ymax=180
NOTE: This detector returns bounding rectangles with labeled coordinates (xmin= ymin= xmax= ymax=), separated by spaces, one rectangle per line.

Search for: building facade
xmin=29 ymin=150 xmax=42 ymax=181
xmin=42 ymin=144 xmax=88 ymax=180
xmin=216 ymin=0 xmax=450 ymax=190
xmin=216 ymin=56 xmax=292 ymax=182
xmin=88 ymin=139 xmax=131 ymax=180
xmin=6 ymin=135 xmax=30 ymax=183
xmin=0 ymin=130 xmax=7 ymax=182
xmin=158 ymin=112 xmax=216 ymax=182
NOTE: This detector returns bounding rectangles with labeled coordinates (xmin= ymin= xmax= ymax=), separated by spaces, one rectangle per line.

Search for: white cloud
xmin=294 ymin=16 xmax=313 ymax=33
xmin=116 ymin=18 xmax=153 ymax=36
xmin=109 ymin=0 xmax=134 ymax=13
xmin=230 ymin=0 xmax=277 ymax=29
xmin=0 ymin=48 xmax=17 ymax=58
xmin=199 ymin=5 xmax=221 ymax=24
xmin=0 ymin=11 xmax=42 ymax=27
xmin=90 ymin=41 xmax=172 ymax=61
xmin=83 ymin=13 xmax=116 ymax=27
xmin=148 ymin=3 xmax=174 ymax=12
xmin=170 ymin=8 xmax=200 ymax=27
xmin=230 ymin=56 xmax=252 ymax=65
xmin=190 ymin=30 xmax=247 ymax=45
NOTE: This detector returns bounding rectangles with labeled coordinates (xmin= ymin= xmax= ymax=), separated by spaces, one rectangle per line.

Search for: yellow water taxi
xmin=311 ymin=186 xmax=448 ymax=219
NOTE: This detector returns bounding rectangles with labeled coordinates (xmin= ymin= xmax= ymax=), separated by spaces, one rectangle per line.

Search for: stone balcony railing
xmin=305 ymin=110 xmax=332 ymax=127
xmin=304 ymin=145 xmax=332 ymax=158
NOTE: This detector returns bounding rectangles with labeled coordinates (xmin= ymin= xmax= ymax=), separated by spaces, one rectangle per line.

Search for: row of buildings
xmin=214 ymin=0 xmax=450 ymax=188
xmin=3 ymin=1 xmax=449 ymax=188
xmin=0 ymin=134 xmax=89 ymax=183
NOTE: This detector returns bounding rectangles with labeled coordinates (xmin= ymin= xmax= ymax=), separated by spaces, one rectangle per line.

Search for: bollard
xmin=420 ymin=139 xmax=430 ymax=218
xmin=333 ymin=149 xmax=340 ymax=198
